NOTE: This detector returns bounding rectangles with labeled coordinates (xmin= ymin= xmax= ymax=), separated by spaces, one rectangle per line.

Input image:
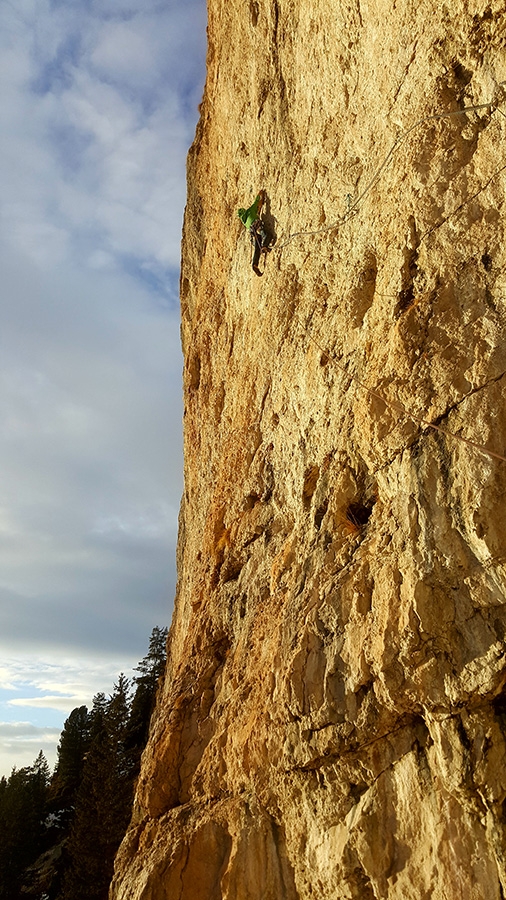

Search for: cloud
xmin=0 ymin=722 xmax=61 ymax=737
xmin=0 ymin=0 xmax=206 ymax=776
xmin=1 ymin=655 xmax=138 ymax=705
xmin=0 ymin=653 xmax=145 ymax=775
xmin=10 ymin=697 xmax=87 ymax=712
xmin=0 ymin=0 xmax=201 ymax=660
xmin=0 ymin=245 xmax=183 ymax=652
xmin=91 ymin=19 xmax=161 ymax=81
xmin=0 ymin=722 xmax=62 ymax=777
xmin=1 ymin=0 xmax=206 ymax=275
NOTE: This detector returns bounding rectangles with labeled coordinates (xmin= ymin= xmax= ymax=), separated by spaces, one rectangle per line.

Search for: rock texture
xmin=111 ymin=1 xmax=506 ymax=898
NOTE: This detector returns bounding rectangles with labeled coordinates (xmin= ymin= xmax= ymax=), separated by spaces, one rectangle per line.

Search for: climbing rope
xmin=303 ymin=326 xmax=506 ymax=464
xmin=270 ymin=91 xmax=506 ymax=465
xmin=274 ymin=95 xmax=506 ymax=250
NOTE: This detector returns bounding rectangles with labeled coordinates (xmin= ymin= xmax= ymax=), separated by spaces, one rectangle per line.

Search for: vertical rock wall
xmin=112 ymin=1 xmax=506 ymax=897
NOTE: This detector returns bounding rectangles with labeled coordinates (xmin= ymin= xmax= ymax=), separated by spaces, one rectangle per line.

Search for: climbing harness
xmin=250 ymin=220 xmax=273 ymax=276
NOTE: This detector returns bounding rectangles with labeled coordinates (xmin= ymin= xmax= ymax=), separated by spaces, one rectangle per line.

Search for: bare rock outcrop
xmin=111 ymin=1 xmax=506 ymax=897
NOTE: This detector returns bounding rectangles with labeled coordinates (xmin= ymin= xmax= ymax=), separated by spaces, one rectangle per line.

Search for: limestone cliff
xmin=111 ymin=1 xmax=506 ymax=897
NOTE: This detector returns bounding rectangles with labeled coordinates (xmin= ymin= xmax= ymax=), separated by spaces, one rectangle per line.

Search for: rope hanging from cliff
xmin=272 ymin=91 xmax=506 ymax=464
xmin=274 ymin=94 xmax=506 ymax=250
xmin=304 ymin=327 xmax=506 ymax=465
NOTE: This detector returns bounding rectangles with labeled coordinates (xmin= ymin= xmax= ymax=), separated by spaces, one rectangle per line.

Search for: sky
xmin=0 ymin=0 xmax=207 ymax=777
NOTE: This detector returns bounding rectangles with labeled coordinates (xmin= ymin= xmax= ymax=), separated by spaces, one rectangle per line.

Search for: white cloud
xmin=10 ymin=697 xmax=86 ymax=711
xmin=62 ymin=70 xmax=138 ymax=147
xmin=0 ymin=652 xmax=146 ymax=775
xmin=0 ymin=237 xmax=183 ymax=610
xmin=0 ymin=722 xmax=59 ymax=737
xmin=91 ymin=20 xmax=158 ymax=80
xmin=1 ymin=0 xmax=205 ymax=274
xmin=0 ymin=0 xmax=206 ymax=780
xmin=0 ymin=722 xmax=62 ymax=777
xmin=1 ymin=655 xmax=137 ymax=697
xmin=0 ymin=668 xmax=17 ymax=692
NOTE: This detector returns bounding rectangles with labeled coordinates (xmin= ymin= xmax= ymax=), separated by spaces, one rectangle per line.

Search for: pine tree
xmin=59 ymin=682 xmax=134 ymax=900
xmin=106 ymin=674 xmax=132 ymax=778
xmin=4 ymin=627 xmax=171 ymax=900
xmin=132 ymin=625 xmax=168 ymax=685
xmin=126 ymin=626 xmax=168 ymax=770
xmin=89 ymin=691 xmax=108 ymax=727
xmin=0 ymin=755 xmax=50 ymax=899
xmin=33 ymin=750 xmax=51 ymax=782
xmin=51 ymin=706 xmax=90 ymax=807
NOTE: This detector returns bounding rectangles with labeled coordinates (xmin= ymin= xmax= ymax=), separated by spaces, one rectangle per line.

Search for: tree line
xmin=0 ymin=625 xmax=168 ymax=900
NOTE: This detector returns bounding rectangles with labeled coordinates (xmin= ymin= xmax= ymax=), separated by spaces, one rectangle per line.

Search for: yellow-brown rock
xmin=111 ymin=1 xmax=506 ymax=897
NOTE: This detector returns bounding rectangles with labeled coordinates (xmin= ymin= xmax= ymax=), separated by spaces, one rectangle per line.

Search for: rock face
xmin=111 ymin=2 xmax=506 ymax=898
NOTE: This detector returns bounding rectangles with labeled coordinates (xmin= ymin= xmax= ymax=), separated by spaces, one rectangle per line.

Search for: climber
xmin=237 ymin=190 xmax=272 ymax=276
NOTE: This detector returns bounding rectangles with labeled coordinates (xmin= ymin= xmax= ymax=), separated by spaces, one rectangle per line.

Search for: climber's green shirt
xmin=238 ymin=194 xmax=262 ymax=230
